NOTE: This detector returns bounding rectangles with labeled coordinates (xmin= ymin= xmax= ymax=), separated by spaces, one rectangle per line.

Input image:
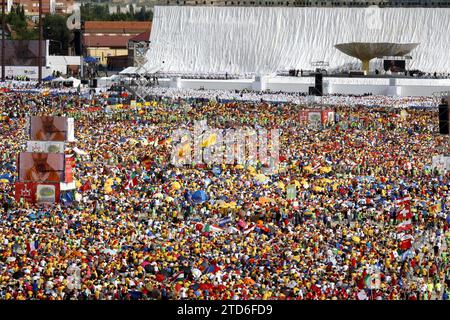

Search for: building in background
xmin=11 ymin=0 xmax=54 ymax=14
xmin=54 ymin=0 xmax=75 ymax=14
xmin=127 ymin=31 xmax=150 ymax=67
xmin=4 ymin=0 xmax=75 ymax=15
xmin=4 ymin=0 xmax=14 ymax=13
xmin=83 ymin=21 xmax=151 ymax=66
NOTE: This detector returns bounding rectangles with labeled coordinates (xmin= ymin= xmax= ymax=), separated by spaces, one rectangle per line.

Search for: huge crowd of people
xmin=0 ymin=84 xmax=449 ymax=300
xmin=142 ymin=87 xmax=438 ymax=109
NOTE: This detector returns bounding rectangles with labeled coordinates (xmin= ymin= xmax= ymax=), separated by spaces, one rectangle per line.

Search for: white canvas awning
xmin=120 ymin=67 xmax=137 ymax=74
xmin=51 ymin=76 xmax=66 ymax=82
xmin=66 ymin=77 xmax=81 ymax=87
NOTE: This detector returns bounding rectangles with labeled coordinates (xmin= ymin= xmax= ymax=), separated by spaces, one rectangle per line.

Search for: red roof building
xmin=83 ymin=21 xmax=151 ymax=66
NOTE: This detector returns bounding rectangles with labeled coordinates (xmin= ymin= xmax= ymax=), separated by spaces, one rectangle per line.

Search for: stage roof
xmin=334 ymin=42 xmax=419 ymax=61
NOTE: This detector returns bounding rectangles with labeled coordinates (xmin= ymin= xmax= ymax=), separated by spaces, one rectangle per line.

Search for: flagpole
xmin=1 ymin=0 xmax=5 ymax=81
xmin=38 ymin=0 xmax=43 ymax=83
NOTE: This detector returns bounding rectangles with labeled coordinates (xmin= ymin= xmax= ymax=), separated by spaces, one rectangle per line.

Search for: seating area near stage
xmin=151 ymin=75 xmax=450 ymax=97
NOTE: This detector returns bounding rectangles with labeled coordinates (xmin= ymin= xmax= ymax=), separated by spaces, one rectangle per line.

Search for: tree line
xmin=81 ymin=3 xmax=153 ymax=21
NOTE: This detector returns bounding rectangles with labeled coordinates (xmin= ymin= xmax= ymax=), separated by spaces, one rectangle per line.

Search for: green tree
xmin=7 ymin=5 xmax=31 ymax=39
xmin=43 ymin=14 xmax=71 ymax=55
xmin=129 ymin=4 xmax=134 ymax=16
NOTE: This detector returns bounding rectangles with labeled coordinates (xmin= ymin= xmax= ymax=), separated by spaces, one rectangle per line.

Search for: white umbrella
xmin=73 ymin=147 xmax=87 ymax=155
xmin=101 ymin=249 xmax=117 ymax=255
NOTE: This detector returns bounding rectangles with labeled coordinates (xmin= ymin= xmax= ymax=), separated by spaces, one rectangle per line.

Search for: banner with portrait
xmin=30 ymin=116 xmax=68 ymax=141
xmin=18 ymin=152 xmax=65 ymax=182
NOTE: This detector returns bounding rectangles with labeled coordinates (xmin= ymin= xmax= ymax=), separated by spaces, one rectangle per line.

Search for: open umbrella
xmin=192 ymin=190 xmax=207 ymax=204
xmin=84 ymin=56 xmax=98 ymax=63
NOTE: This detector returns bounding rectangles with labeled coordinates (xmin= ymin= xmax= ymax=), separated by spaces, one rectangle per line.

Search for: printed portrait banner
xmin=30 ymin=116 xmax=68 ymax=142
xmin=15 ymin=182 xmax=60 ymax=204
xmin=26 ymin=141 xmax=66 ymax=153
xmin=18 ymin=152 xmax=65 ymax=183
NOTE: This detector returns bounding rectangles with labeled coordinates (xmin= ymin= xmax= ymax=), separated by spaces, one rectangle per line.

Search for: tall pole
xmin=38 ymin=0 xmax=42 ymax=83
xmin=1 ymin=0 xmax=5 ymax=81
xmin=80 ymin=21 xmax=84 ymax=79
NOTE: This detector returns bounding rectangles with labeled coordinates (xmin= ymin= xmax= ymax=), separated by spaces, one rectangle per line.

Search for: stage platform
xmin=154 ymin=75 xmax=450 ymax=97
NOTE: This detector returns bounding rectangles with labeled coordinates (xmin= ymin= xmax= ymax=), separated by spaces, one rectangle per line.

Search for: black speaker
xmin=314 ymin=73 xmax=323 ymax=96
xmin=309 ymin=86 xmax=321 ymax=96
xmin=90 ymin=79 xmax=97 ymax=88
xmin=315 ymin=73 xmax=322 ymax=86
xmin=439 ymin=103 xmax=449 ymax=135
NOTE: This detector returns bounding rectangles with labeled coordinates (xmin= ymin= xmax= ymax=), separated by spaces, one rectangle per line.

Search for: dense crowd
xmin=143 ymin=87 xmax=438 ymax=108
xmin=0 ymin=88 xmax=449 ymax=300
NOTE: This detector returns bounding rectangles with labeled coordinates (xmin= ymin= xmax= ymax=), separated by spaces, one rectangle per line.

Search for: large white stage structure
xmin=146 ymin=6 xmax=450 ymax=74
xmin=140 ymin=6 xmax=450 ymax=96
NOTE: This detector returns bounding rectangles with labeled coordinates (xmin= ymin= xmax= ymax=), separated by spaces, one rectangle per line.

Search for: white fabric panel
xmin=145 ymin=6 xmax=450 ymax=74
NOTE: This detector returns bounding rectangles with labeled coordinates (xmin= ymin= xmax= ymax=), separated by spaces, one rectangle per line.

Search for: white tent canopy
xmin=51 ymin=76 xmax=66 ymax=82
xmin=66 ymin=77 xmax=81 ymax=87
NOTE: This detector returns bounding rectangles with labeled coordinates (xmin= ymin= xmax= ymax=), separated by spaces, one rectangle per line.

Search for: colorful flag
xmin=218 ymin=216 xmax=232 ymax=227
xmin=80 ymin=180 xmax=91 ymax=192
xmin=397 ymin=220 xmax=413 ymax=232
xmin=365 ymin=274 xmax=381 ymax=289
xmin=209 ymin=225 xmax=224 ymax=233
xmin=172 ymin=271 xmax=184 ymax=282
xmin=124 ymin=172 xmax=138 ymax=190
xmin=141 ymin=156 xmax=152 ymax=171
xmin=286 ymin=184 xmax=297 ymax=200
xmin=399 ymin=234 xmax=413 ymax=250
xmin=396 ymin=196 xmax=412 ymax=220
xmin=243 ymin=224 xmax=256 ymax=235
xmin=391 ymin=250 xmax=399 ymax=260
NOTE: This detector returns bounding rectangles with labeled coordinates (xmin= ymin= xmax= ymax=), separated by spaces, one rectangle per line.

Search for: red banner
xmin=297 ymin=109 xmax=334 ymax=124
xmin=15 ymin=182 xmax=60 ymax=204
xmin=86 ymin=107 xmax=102 ymax=112
xmin=65 ymin=155 xmax=74 ymax=183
